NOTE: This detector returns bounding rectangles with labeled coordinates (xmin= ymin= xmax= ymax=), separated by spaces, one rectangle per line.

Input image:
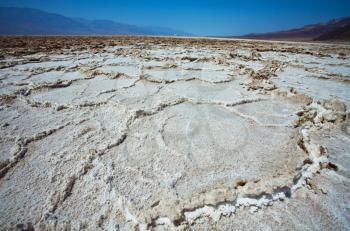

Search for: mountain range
xmin=0 ymin=7 xmax=190 ymax=36
xmin=239 ymin=16 xmax=350 ymax=41
xmin=0 ymin=7 xmax=349 ymax=41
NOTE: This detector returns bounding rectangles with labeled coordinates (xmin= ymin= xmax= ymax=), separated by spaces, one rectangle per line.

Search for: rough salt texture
xmin=0 ymin=36 xmax=349 ymax=230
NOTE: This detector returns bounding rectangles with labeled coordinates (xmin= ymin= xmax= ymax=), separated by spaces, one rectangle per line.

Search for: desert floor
xmin=0 ymin=36 xmax=349 ymax=230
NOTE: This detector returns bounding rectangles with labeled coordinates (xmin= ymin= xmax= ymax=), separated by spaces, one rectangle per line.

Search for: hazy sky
xmin=1 ymin=0 xmax=350 ymax=35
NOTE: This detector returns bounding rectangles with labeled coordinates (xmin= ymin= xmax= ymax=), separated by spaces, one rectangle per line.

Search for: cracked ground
xmin=0 ymin=36 xmax=350 ymax=230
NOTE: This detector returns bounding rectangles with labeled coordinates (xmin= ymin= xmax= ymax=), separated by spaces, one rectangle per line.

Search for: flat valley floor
xmin=0 ymin=36 xmax=349 ymax=230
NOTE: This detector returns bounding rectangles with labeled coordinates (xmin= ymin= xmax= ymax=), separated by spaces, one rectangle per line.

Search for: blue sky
xmin=1 ymin=0 xmax=350 ymax=35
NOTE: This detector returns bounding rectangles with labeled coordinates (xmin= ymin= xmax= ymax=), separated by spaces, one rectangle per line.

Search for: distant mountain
xmin=238 ymin=16 xmax=350 ymax=41
xmin=0 ymin=7 xmax=190 ymax=36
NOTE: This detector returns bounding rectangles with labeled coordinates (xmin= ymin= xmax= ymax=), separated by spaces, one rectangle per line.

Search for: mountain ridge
xmin=238 ymin=16 xmax=350 ymax=41
xmin=0 ymin=7 xmax=190 ymax=36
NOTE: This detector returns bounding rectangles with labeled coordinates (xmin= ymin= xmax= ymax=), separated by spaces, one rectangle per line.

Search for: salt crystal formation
xmin=0 ymin=37 xmax=349 ymax=230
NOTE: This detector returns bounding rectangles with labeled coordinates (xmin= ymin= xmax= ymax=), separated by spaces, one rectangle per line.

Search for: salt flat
xmin=0 ymin=36 xmax=349 ymax=230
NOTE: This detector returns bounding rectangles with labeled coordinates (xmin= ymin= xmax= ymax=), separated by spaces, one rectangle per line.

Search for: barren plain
xmin=0 ymin=36 xmax=349 ymax=230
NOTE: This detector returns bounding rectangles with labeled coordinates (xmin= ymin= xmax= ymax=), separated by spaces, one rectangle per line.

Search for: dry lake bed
xmin=0 ymin=36 xmax=349 ymax=230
